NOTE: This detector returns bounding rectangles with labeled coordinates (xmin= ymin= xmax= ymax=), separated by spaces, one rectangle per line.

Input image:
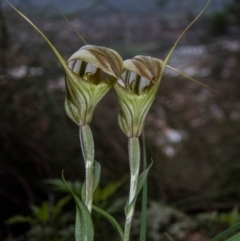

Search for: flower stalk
xmin=79 ymin=125 xmax=94 ymax=212
xmin=124 ymin=137 xmax=141 ymax=241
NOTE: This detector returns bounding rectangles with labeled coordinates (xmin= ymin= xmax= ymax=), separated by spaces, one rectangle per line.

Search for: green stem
xmin=124 ymin=137 xmax=141 ymax=241
xmin=79 ymin=125 xmax=94 ymax=213
xmin=140 ymin=131 xmax=147 ymax=241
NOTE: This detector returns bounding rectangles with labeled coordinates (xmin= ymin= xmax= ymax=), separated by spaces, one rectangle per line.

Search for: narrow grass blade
xmin=211 ymin=222 xmax=240 ymax=241
xmin=164 ymin=232 xmax=176 ymax=241
xmin=92 ymin=205 xmax=124 ymax=241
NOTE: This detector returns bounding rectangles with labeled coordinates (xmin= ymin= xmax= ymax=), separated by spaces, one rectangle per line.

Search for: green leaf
xmin=55 ymin=195 xmax=71 ymax=212
xmin=40 ymin=202 xmax=49 ymax=223
xmin=211 ymin=222 xmax=240 ymax=241
xmin=105 ymin=196 xmax=127 ymax=214
xmin=5 ymin=215 xmax=35 ymax=225
xmin=51 ymin=195 xmax=72 ymax=221
xmin=30 ymin=202 xmax=49 ymax=223
xmin=30 ymin=205 xmax=40 ymax=218
xmin=227 ymin=233 xmax=240 ymax=241
xmin=125 ymin=161 xmax=152 ymax=215
xmin=93 ymin=176 xmax=127 ymax=204
xmin=93 ymin=161 xmax=101 ymax=192
xmin=81 ymin=161 xmax=101 ymax=202
xmin=45 ymin=178 xmax=83 ymax=195
xmin=62 ymin=171 xmax=94 ymax=241
xmin=92 ymin=205 xmax=124 ymax=241
xmin=74 ymin=194 xmax=94 ymax=241
xmin=136 ymin=161 xmax=153 ymax=196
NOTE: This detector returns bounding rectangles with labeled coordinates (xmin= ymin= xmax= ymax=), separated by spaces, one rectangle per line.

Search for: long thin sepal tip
xmin=166 ymin=65 xmax=217 ymax=94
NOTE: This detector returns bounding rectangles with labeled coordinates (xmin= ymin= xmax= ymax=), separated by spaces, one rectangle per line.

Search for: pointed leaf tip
xmin=166 ymin=65 xmax=217 ymax=93
xmin=5 ymin=0 xmax=68 ymax=71
xmin=52 ymin=7 xmax=88 ymax=45
xmin=164 ymin=0 xmax=211 ymax=65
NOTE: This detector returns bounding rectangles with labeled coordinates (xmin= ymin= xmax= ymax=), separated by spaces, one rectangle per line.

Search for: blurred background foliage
xmin=0 ymin=0 xmax=240 ymax=240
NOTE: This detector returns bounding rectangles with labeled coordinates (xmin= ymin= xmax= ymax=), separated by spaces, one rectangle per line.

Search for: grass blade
xmin=211 ymin=222 xmax=240 ymax=241
xmin=140 ymin=131 xmax=147 ymax=241
xmin=92 ymin=205 xmax=124 ymax=241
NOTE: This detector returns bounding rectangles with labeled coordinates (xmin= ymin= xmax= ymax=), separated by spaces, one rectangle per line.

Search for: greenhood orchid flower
xmin=5 ymin=2 xmax=124 ymax=128
xmin=65 ymin=45 xmax=124 ymax=126
xmin=114 ymin=56 xmax=165 ymax=138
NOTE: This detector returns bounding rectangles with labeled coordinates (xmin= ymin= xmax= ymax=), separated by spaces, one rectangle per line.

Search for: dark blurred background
xmin=1 ymin=0 xmax=240 ymax=240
